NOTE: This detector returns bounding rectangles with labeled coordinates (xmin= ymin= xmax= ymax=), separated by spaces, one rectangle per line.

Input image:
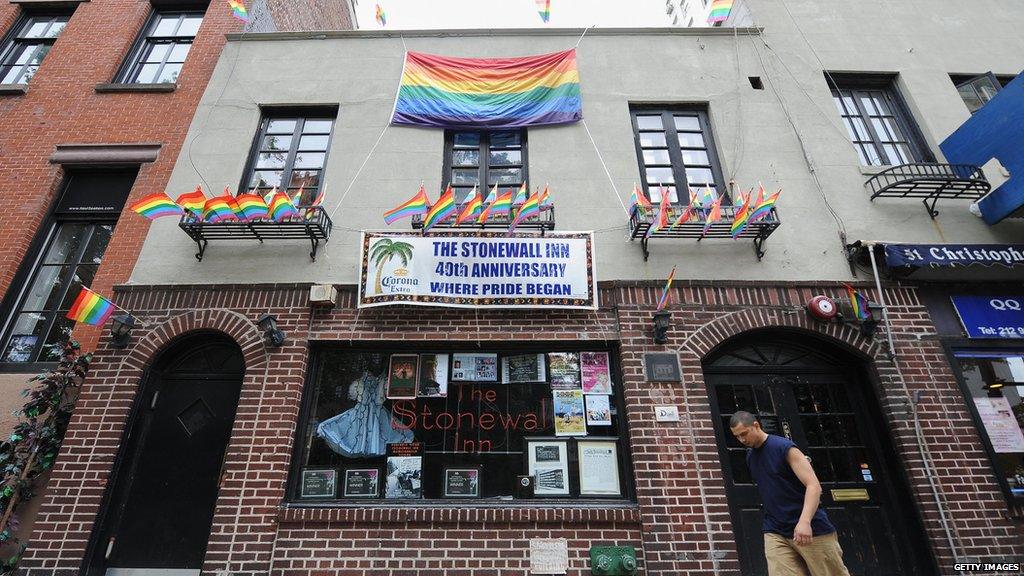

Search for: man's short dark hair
xmin=729 ymin=411 xmax=758 ymax=428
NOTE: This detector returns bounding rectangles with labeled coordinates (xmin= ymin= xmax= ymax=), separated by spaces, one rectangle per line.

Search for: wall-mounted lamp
xmin=110 ymin=314 xmax=136 ymax=349
xmin=653 ymin=311 xmax=671 ymax=344
xmin=257 ymin=313 xmax=285 ymax=347
xmin=983 ymin=380 xmax=1006 ymax=396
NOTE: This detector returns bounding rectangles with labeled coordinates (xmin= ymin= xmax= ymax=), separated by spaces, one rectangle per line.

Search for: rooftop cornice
xmin=225 ymin=26 xmax=763 ymax=42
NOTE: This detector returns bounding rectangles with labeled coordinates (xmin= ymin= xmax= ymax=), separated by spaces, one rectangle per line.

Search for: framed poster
xmin=387 ymin=354 xmax=419 ymax=399
xmin=2 ymin=335 xmax=36 ymax=362
xmin=548 ymin=352 xmax=581 ymax=390
xmin=418 ymin=353 xmax=449 ymax=397
xmin=553 ymin=390 xmax=587 ymax=436
xmin=451 ymin=353 xmax=498 ymax=382
xmin=585 ymin=394 xmax=611 ymax=426
xmin=343 ymin=468 xmax=380 ymax=498
xmin=385 ymin=443 xmax=423 ymax=499
xmin=525 ymin=438 xmax=570 ymax=496
xmin=581 ymin=351 xmax=612 ymax=394
xmin=443 ymin=467 xmax=481 ymax=498
xmin=577 ymin=439 xmax=621 ymax=496
xmin=300 ymin=468 xmax=337 ymax=499
xmin=502 ymin=353 xmax=546 ymax=383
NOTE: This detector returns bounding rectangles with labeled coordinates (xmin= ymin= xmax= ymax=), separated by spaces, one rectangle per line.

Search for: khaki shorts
xmin=765 ymin=532 xmax=851 ymax=576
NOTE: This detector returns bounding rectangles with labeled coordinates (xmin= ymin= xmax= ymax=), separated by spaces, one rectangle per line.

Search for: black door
xmin=85 ymin=335 xmax=244 ymax=575
xmin=704 ymin=335 xmax=935 ymax=576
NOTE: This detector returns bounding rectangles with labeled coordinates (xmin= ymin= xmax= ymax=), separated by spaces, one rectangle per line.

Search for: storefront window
xmin=955 ymin=350 xmax=1024 ymax=511
xmin=291 ymin=346 xmax=632 ymax=501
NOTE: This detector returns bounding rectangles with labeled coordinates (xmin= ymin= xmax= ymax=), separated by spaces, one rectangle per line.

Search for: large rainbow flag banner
xmin=66 ymin=287 xmax=116 ymax=327
xmin=391 ymin=49 xmax=582 ymax=129
xmin=707 ymin=0 xmax=733 ymax=23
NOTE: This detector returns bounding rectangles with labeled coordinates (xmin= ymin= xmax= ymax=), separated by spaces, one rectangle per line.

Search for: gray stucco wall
xmin=130 ymin=7 xmax=1024 ymax=286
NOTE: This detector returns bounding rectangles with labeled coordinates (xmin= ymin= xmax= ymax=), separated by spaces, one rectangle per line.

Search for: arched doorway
xmin=85 ymin=332 xmax=245 ymax=576
xmin=703 ymin=329 xmax=934 ymax=576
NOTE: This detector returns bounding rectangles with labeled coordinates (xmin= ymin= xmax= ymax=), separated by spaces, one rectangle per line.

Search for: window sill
xmin=278 ymin=502 xmax=640 ymax=524
xmin=859 ymin=164 xmax=892 ymax=175
xmin=94 ymin=82 xmax=176 ymax=93
xmin=0 ymin=361 xmax=58 ymax=374
xmin=0 ymin=84 xmax=28 ymax=96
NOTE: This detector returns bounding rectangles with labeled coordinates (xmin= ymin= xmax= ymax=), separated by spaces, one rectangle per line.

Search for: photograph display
xmin=526 ymin=439 xmax=570 ymax=496
xmin=451 ymin=353 xmax=498 ymax=382
xmin=387 ymin=354 xmax=419 ymax=399
xmin=501 ymin=353 xmax=546 ymax=383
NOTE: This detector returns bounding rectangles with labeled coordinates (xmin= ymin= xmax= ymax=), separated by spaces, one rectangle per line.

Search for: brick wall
xmin=19 ymin=281 xmax=1023 ymax=575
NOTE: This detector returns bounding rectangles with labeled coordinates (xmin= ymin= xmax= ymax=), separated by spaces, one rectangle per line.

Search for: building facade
xmin=18 ymin=1 xmax=1024 ymax=575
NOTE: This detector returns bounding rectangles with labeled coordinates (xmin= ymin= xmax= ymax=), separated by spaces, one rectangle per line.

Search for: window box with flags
xmin=386 ymin=183 xmax=555 ymax=235
xmin=628 ymin=182 xmax=782 ymax=261
xmin=129 ymin=186 xmax=333 ymax=261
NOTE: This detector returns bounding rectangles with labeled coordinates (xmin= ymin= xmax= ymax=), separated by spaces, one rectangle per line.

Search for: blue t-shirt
xmin=746 ymin=434 xmax=836 ymax=538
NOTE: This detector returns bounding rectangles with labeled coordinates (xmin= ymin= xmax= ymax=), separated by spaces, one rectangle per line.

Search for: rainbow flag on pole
xmin=645 ymin=187 xmax=671 ymax=239
xmin=844 ymin=284 xmax=872 ymax=321
xmin=508 ymin=188 xmax=542 ymax=235
xmin=455 ymin=186 xmax=483 ymax=225
xmin=707 ymin=0 xmax=733 ymax=23
xmin=175 ymin=186 xmax=207 ymax=215
xmin=748 ymin=188 xmax=781 ymax=224
xmin=656 ymin=266 xmax=677 ymax=312
xmin=729 ymin=189 xmax=754 ymax=238
xmin=268 ymin=190 xmax=299 ymax=221
xmin=228 ymin=0 xmax=248 ymax=23
xmin=702 ymin=195 xmax=723 ymax=237
xmin=66 ymin=287 xmax=116 ymax=326
xmin=235 ymin=193 xmax=270 ymax=221
xmin=629 ymin=184 xmax=653 ymax=218
xmin=383 ymin=185 xmax=430 ymax=225
xmin=392 ymin=49 xmax=581 ymax=129
xmin=375 ymin=3 xmax=386 ymax=26
xmin=130 ymin=192 xmax=184 ymax=220
xmin=422 ymin=185 xmax=457 ymax=232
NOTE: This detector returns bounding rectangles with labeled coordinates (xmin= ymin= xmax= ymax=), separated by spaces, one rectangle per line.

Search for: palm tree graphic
xmin=370 ymin=239 xmax=414 ymax=295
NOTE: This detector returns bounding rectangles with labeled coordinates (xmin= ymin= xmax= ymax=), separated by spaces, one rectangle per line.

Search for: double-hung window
xmin=951 ymin=73 xmax=1016 ymax=114
xmin=443 ymin=131 xmax=527 ymax=204
xmin=118 ymin=10 xmax=203 ymax=84
xmin=242 ymin=112 xmax=336 ymax=205
xmin=0 ymin=13 xmax=70 ymax=85
xmin=630 ymin=106 xmax=726 ymax=205
xmin=828 ymin=75 xmax=930 ymax=166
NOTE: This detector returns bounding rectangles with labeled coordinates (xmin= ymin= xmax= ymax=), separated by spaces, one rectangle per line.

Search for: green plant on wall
xmin=0 ymin=341 xmax=89 ymax=573
xmin=369 ymin=239 xmax=413 ymax=295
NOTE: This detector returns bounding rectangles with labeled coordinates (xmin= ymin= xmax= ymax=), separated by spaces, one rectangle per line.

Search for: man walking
xmin=729 ymin=411 xmax=851 ymax=576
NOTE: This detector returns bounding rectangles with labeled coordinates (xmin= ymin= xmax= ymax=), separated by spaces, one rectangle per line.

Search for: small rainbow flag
xmin=645 ymin=187 xmax=671 ymax=239
xmin=669 ymin=191 xmax=698 ymax=231
xmin=176 ymin=186 xmax=207 ymax=215
xmin=384 ymin=185 xmax=430 ymax=225
xmin=748 ymin=188 xmax=781 ymax=224
xmin=702 ymin=195 xmax=723 ymax=236
xmin=130 ymin=192 xmax=184 ymax=220
xmin=235 ymin=193 xmax=270 ymax=221
xmin=375 ymin=3 xmax=386 ymax=26
xmin=422 ymin=185 xmax=456 ymax=232
xmin=228 ymin=0 xmax=248 ymax=23
xmin=455 ymin=186 xmax=483 ymax=225
xmin=536 ymin=0 xmax=551 ymax=23
xmin=392 ymin=49 xmax=581 ymax=129
xmin=202 ymin=195 xmax=238 ymax=223
xmin=512 ymin=182 xmax=528 ymax=206
xmin=656 ymin=266 xmax=677 ymax=312
xmin=65 ymin=286 xmax=116 ymax=327
xmin=268 ymin=191 xmax=299 ymax=221
xmin=629 ymin=184 xmax=653 ymax=218
xmin=707 ymin=0 xmax=733 ymax=24
xmin=730 ymin=189 xmax=754 ymax=238
xmin=539 ymin=184 xmax=551 ymax=209
xmin=480 ymin=189 xmax=513 ymax=221
xmin=844 ymin=284 xmax=872 ymax=321
xmin=508 ymin=188 xmax=542 ymax=234
xmin=476 ymin=184 xmax=500 ymax=223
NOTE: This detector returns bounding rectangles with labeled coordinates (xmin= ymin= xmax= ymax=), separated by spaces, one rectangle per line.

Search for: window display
xmin=292 ymin=347 xmax=631 ymax=500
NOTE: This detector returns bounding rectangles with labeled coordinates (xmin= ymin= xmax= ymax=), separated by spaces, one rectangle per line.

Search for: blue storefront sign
xmin=884 ymin=244 xmax=1024 ymax=268
xmin=951 ymin=296 xmax=1024 ymax=339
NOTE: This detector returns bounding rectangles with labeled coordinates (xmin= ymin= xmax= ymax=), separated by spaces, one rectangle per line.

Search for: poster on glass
xmin=418 ymin=353 xmax=449 ymax=397
xmin=451 ymin=353 xmax=498 ymax=382
xmin=553 ymin=390 xmax=587 ymax=436
xmin=581 ymin=351 xmax=612 ymax=394
xmin=585 ymin=394 xmax=612 ymax=426
xmin=300 ymin=468 xmax=337 ymax=499
xmin=343 ymin=468 xmax=380 ymax=498
xmin=385 ymin=443 xmax=422 ymax=498
xmin=387 ymin=354 xmax=419 ymax=399
xmin=502 ymin=353 xmax=546 ymax=383
xmin=548 ymin=352 xmax=581 ymax=390
xmin=577 ymin=439 xmax=621 ymax=496
xmin=443 ymin=467 xmax=481 ymax=498
xmin=526 ymin=438 xmax=570 ymax=496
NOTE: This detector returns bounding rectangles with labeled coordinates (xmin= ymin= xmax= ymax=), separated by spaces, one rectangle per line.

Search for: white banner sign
xmin=359 ymin=231 xmax=597 ymax=309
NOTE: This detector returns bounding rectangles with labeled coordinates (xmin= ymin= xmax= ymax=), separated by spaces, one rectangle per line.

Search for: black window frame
xmin=114 ymin=7 xmax=205 ymax=85
xmin=442 ymin=130 xmax=528 ymax=205
xmin=950 ymin=72 xmax=1017 ymax=114
xmin=0 ymin=10 xmax=73 ymax=85
xmin=286 ymin=342 xmax=637 ymax=505
xmin=826 ymin=73 xmax=933 ymax=167
xmin=629 ymin=105 xmax=728 ymax=206
xmin=239 ymin=108 xmax=338 ymax=205
xmin=0 ymin=168 xmax=137 ymax=373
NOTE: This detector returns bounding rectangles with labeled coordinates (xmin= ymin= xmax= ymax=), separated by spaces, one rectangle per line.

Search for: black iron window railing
xmin=864 ymin=163 xmax=990 ymax=219
xmin=178 ymin=206 xmax=333 ymax=262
